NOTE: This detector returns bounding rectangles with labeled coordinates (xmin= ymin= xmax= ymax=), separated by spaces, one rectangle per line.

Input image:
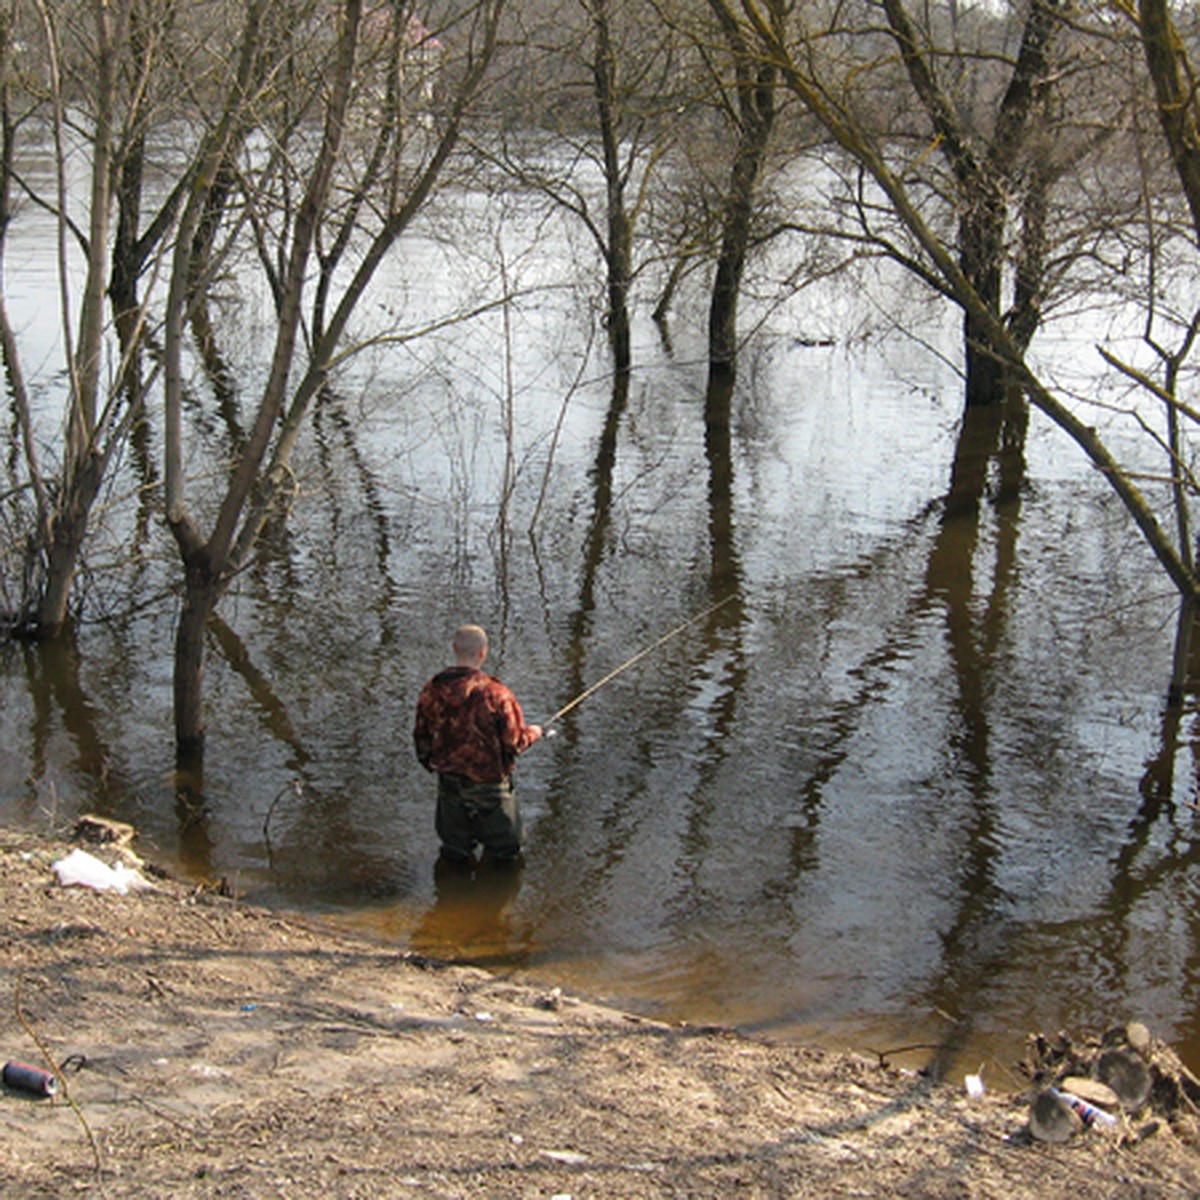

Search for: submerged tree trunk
xmin=34 ymin=453 xmax=106 ymax=638
xmin=959 ymin=182 xmax=1007 ymax=407
xmin=110 ymin=128 xmax=144 ymax=330
xmin=707 ymin=1 xmax=776 ymax=379
xmin=704 ymin=368 xmax=740 ymax=594
xmin=173 ymin=548 xmax=221 ymax=763
xmin=882 ymin=0 xmax=1062 ymax=408
xmin=1168 ymin=600 xmax=1196 ymax=705
xmin=591 ymin=0 xmax=633 ymax=374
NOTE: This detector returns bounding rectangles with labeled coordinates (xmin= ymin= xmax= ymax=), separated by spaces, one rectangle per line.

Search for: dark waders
xmin=435 ymin=773 xmax=523 ymax=863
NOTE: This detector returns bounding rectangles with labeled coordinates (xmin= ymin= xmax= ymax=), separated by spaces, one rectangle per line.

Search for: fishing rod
xmin=544 ymin=593 xmax=737 ymax=729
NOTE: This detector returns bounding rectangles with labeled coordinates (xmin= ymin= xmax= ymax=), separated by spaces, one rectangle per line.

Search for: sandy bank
xmin=2 ymin=824 xmax=1198 ymax=1198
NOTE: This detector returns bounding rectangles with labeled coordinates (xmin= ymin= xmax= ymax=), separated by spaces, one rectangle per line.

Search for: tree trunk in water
xmin=1168 ymin=599 xmax=1197 ymax=706
xmin=704 ymin=366 xmax=740 ymax=595
xmin=707 ymin=7 xmax=776 ymax=379
xmin=33 ymin=453 xmax=105 ymax=638
xmin=35 ymin=524 xmax=84 ymax=639
xmin=110 ymin=138 xmax=143 ymax=328
xmin=879 ymin=0 xmax=1060 ymax=408
xmin=959 ymin=182 xmax=1006 ymax=407
xmin=606 ymin=233 xmax=632 ymax=375
xmin=708 ymin=118 xmax=771 ymax=375
xmin=591 ymin=0 xmax=632 ymax=376
xmin=174 ymin=556 xmax=220 ymax=765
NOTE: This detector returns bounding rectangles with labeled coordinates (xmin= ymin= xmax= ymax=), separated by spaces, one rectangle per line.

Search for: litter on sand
xmin=51 ymin=848 xmax=154 ymax=894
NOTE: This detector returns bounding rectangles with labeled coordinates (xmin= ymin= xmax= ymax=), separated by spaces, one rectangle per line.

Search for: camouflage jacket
xmin=413 ymin=667 xmax=539 ymax=784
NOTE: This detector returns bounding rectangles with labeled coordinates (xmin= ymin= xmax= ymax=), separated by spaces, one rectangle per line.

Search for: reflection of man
xmin=409 ymin=853 xmax=533 ymax=968
xmin=413 ymin=625 xmax=542 ymax=865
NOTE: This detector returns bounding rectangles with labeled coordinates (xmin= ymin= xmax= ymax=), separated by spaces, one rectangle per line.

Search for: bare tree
xmin=162 ymin=0 xmax=507 ymax=766
xmin=703 ymin=0 xmax=776 ymax=383
xmin=1102 ymin=0 xmax=1200 ymax=693
xmin=485 ymin=0 xmax=684 ymax=374
xmin=589 ymin=0 xmax=636 ymax=371
xmin=0 ymin=0 xmax=262 ymax=638
xmin=880 ymin=0 xmax=1066 ymax=405
xmin=0 ymin=0 xmax=161 ymax=637
xmin=710 ymin=0 xmax=1200 ymax=646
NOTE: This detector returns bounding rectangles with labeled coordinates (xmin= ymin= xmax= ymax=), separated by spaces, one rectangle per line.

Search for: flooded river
xmin=1 ymin=174 xmax=1197 ymax=1084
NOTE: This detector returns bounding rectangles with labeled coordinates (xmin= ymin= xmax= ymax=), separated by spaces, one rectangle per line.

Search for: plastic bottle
xmin=1050 ymin=1087 xmax=1118 ymax=1128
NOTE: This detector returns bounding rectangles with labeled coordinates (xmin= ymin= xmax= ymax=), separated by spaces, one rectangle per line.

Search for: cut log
xmin=1030 ymin=1089 xmax=1081 ymax=1143
xmin=1061 ymin=1076 xmax=1119 ymax=1109
xmin=1096 ymin=1047 xmax=1152 ymax=1110
xmin=73 ymin=814 xmax=136 ymax=847
xmin=1125 ymin=1022 xmax=1152 ymax=1054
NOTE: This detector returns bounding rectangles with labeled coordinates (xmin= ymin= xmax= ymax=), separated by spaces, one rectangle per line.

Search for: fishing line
xmin=544 ymin=593 xmax=737 ymax=729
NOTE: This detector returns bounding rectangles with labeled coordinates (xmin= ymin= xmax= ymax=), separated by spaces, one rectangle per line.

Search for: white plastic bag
xmin=52 ymin=847 xmax=153 ymax=894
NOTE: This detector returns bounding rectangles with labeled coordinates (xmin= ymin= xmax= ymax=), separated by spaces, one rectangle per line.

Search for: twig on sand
xmin=14 ymin=976 xmax=108 ymax=1196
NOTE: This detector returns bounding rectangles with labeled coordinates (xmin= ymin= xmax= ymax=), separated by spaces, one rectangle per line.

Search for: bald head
xmin=452 ymin=624 xmax=488 ymax=666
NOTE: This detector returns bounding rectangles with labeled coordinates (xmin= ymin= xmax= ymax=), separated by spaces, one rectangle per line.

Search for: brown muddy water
xmin=1 ymin=184 xmax=1198 ymax=1086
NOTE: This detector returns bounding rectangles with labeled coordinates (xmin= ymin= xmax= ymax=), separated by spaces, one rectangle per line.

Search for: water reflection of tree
xmin=558 ymin=366 xmax=634 ymax=727
xmin=177 ymin=381 xmax=404 ymax=878
xmin=530 ymin=365 xmax=635 ymax=884
xmin=21 ymin=630 xmax=124 ymax=816
xmin=175 ymin=613 xmax=318 ymax=879
xmin=528 ymin=355 xmax=667 ymax=907
xmin=747 ymin=393 xmax=1031 ymax=1071
xmin=208 ymin=617 xmax=311 ymax=769
xmin=312 ymin=389 xmax=403 ymax=648
xmin=531 ymin=362 xmax=747 ymax=912
xmin=1095 ymin=662 xmax=1200 ymax=1011
xmin=917 ymin=393 xmax=1028 ymax=1078
xmin=669 ymin=370 xmax=748 ymax=875
xmin=190 ymin=297 xmax=248 ymax=455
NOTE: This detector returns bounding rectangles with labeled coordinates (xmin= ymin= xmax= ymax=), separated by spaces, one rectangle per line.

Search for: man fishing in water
xmin=413 ymin=625 xmax=543 ymax=867
xmin=414 ymin=598 xmax=733 ymax=866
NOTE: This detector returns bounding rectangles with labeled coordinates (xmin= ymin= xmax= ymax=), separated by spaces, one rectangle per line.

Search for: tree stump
xmin=1097 ymin=1047 xmax=1153 ymax=1111
xmin=1061 ymin=1076 xmax=1119 ymax=1109
xmin=1030 ymin=1089 xmax=1082 ymax=1143
xmin=73 ymin=813 xmax=136 ymax=847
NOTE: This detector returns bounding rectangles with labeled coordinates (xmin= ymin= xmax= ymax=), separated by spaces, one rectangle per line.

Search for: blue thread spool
xmin=3 ymin=1061 xmax=57 ymax=1096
